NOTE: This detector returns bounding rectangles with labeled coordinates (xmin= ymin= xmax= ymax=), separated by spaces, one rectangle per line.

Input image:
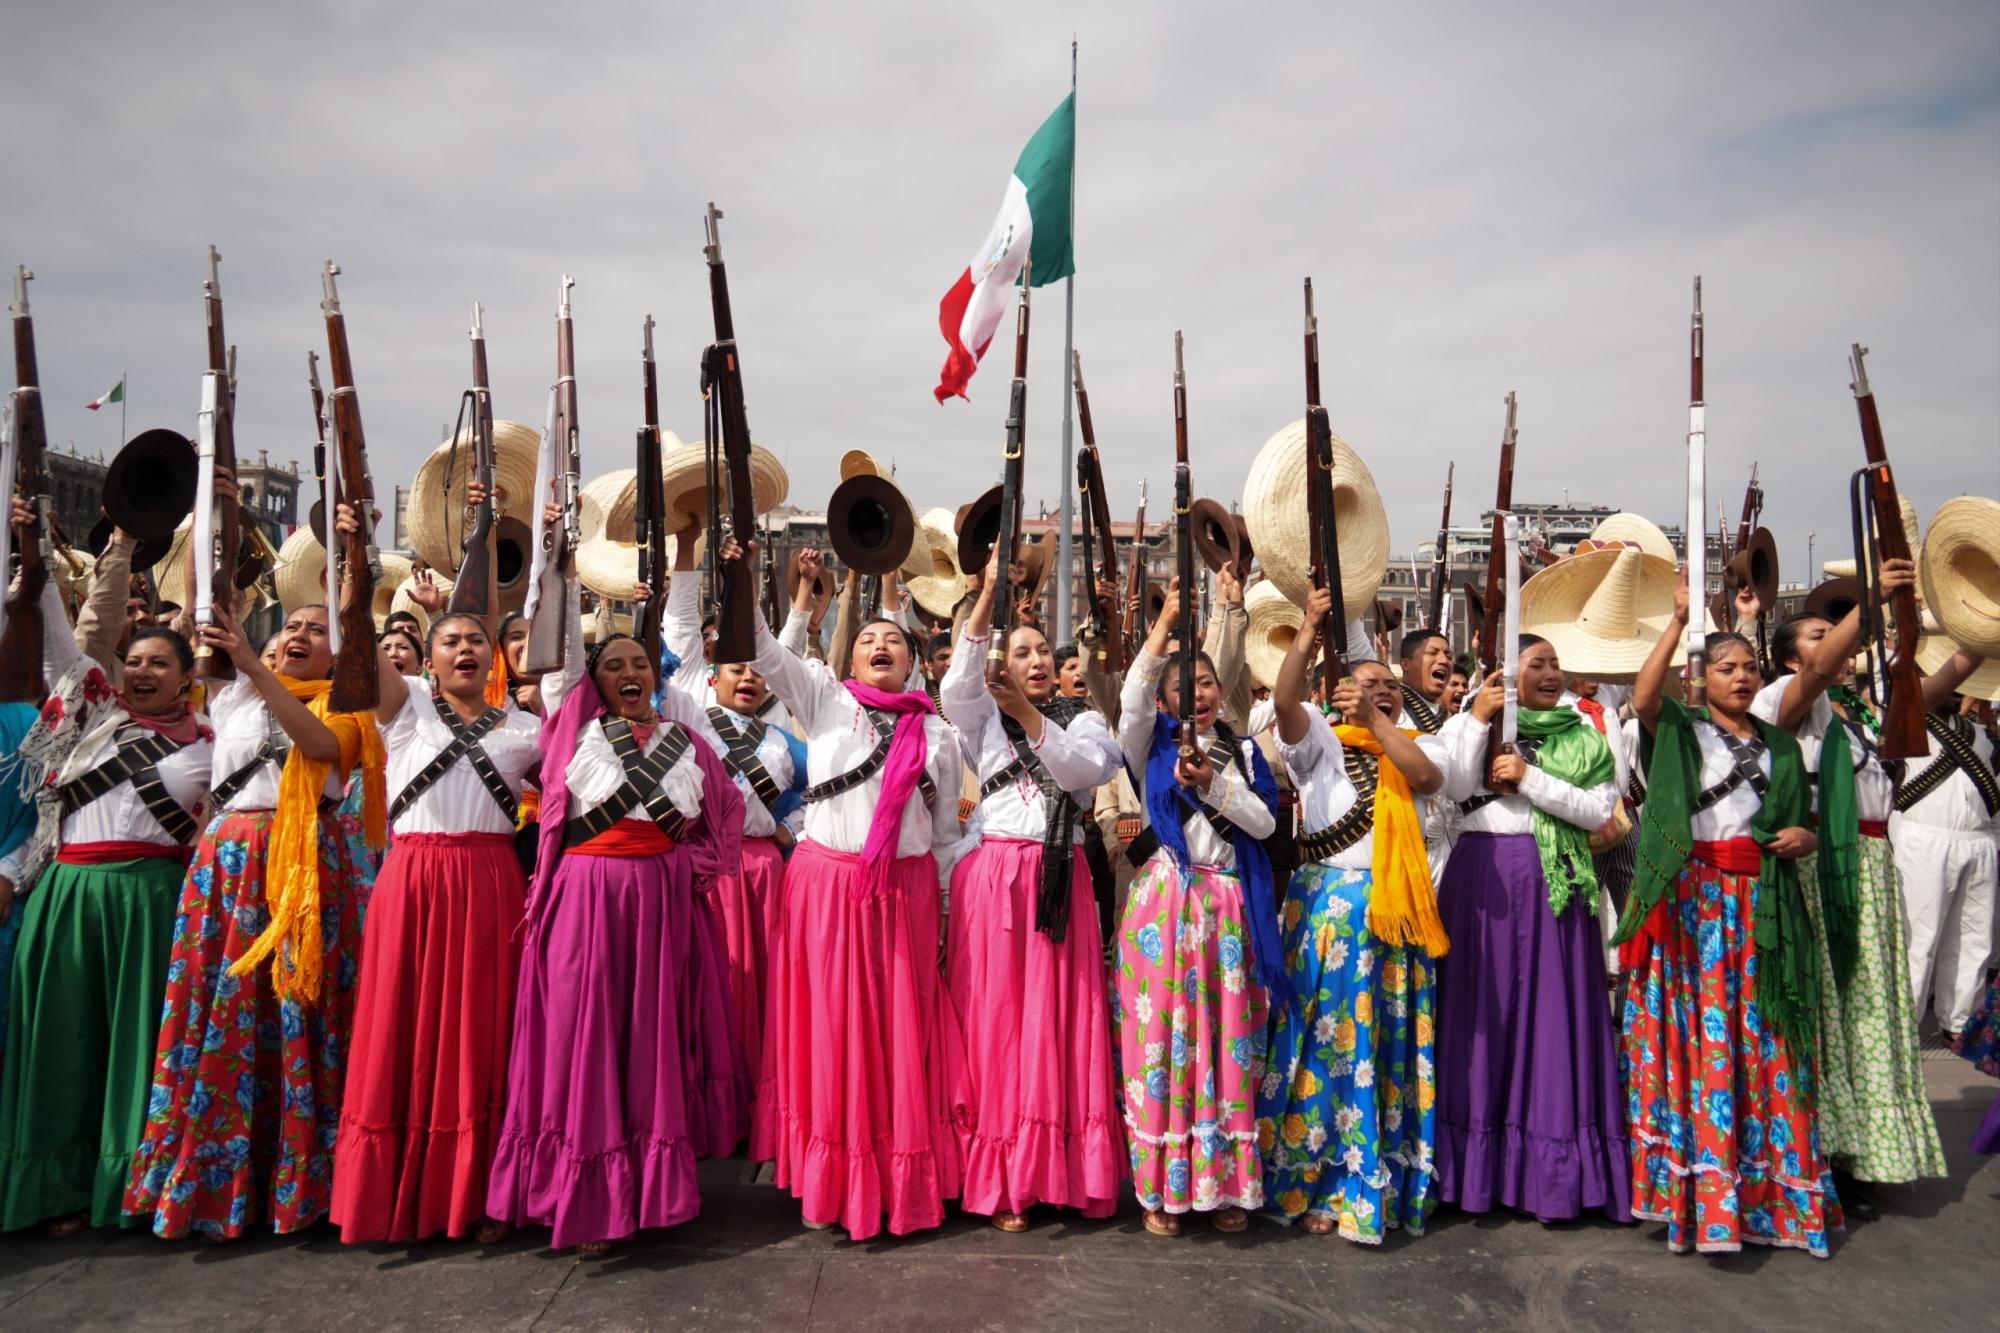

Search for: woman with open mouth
xmin=486 ymin=563 xmax=749 ymax=1258
xmin=661 ymin=517 xmax=808 ymax=1109
xmin=1751 ymin=559 xmax=1982 ymax=1218
xmin=1115 ymin=578 xmax=1280 ymax=1238
xmin=732 ymin=537 xmax=970 ymax=1241
xmin=125 ymin=586 xmax=387 ymax=1243
xmin=329 ymin=504 xmax=543 ymax=1248
xmin=1433 ymin=633 xmax=1630 ymax=1227
xmin=939 ymin=548 xmax=1124 ymax=1233
xmin=0 ymin=500 xmax=213 ymax=1237
xmin=1617 ymin=583 xmax=1838 ymax=1257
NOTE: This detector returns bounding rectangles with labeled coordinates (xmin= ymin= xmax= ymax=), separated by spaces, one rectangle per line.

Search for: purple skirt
xmin=1975 ymin=1096 xmax=2000 ymax=1156
xmin=487 ymin=847 xmax=751 ymax=1248
xmin=1433 ymin=832 xmax=1631 ymax=1223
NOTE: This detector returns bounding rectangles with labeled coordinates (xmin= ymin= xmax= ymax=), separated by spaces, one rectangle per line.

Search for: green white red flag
xmin=85 ymin=376 xmax=125 ymax=410
xmin=934 ymin=94 xmax=1075 ymax=403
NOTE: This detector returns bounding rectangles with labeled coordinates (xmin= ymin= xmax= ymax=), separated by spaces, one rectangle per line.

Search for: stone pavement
xmin=2 ymin=1058 xmax=1994 ymax=1332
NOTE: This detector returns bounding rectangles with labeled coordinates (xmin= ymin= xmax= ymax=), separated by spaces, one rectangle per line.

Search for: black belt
xmin=804 ymin=707 xmax=938 ymax=807
xmin=58 ymin=724 xmax=199 ymax=845
xmin=1458 ymin=734 xmax=1543 ymax=817
xmin=708 ymin=706 xmax=783 ymax=813
xmin=564 ymin=719 xmax=695 ymax=847
xmin=1297 ymin=748 xmax=1377 ymax=862
xmin=1896 ymin=713 xmax=2000 ymax=816
xmin=982 ymin=714 xmax=1089 ymax=941
xmin=389 ymin=692 xmax=517 ymax=823
xmin=1125 ymin=726 xmax=1249 ymax=868
xmin=1399 ymin=684 xmax=1444 ymax=736
xmin=210 ymin=710 xmax=292 ymax=810
xmin=1694 ymin=724 xmax=1769 ymax=813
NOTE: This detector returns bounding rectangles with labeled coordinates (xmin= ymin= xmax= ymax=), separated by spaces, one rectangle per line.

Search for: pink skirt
xmin=749 ymin=841 xmax=967 ymax=1239
xmin=711 ymin=836 xmax=786 ymax=1082
xmin=947 ymin=836 xmax=1123 ymax=1218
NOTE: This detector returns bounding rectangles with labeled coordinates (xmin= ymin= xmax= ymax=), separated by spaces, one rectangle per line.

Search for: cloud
xmin=6 ymin=1 xmax=1995 ymax=609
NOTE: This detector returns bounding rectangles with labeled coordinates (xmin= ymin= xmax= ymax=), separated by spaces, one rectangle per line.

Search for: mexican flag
xmin=84 ymin=376 xmax=125 ymax=410
xmin=933 ymin=93 xmax=1075 ymax=403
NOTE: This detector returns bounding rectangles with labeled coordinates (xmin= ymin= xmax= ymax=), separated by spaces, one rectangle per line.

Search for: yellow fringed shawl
xmin=1334 ymin=723 xmax=1449 ymax=958
xmin=230 ymin=677 xmax=388 ymax=1001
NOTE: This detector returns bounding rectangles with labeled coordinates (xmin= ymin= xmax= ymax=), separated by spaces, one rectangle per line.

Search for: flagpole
xmin=1055 ymin=38 xmax=1078 ymax=643
xmin=119 ymin=371 xmax=126 ymax=447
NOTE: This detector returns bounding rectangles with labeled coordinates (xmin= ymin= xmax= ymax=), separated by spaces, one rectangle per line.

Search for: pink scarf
xmin=843 ymin=678 xmax=935 ymax=900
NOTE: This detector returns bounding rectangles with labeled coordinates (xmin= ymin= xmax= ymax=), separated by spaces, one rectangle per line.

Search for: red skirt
xmin=329 ymin=832 xmax=525 ymax=1244
xmin=711 ymin=836 xmax=786 ymax=1083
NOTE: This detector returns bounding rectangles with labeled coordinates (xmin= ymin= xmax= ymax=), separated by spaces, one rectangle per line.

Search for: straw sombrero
xmin=1244 ymin=579 xmax=1306 ymax=691
xmin=272 ymin=524 xmax=410 ymax=628
xmin=388 ymin=571 xmax=453 ymax=635
xmin=1583 ymin=513 xmax=1676 ymax=564
xmin=1917 ymin=633 xmax=2000 ymax=703
xmin=1521 ymin=546 xmax=1683 ymax=682
xmin=657 ymin=432 xmax=790 ymax=534
xmin=1241 ymin=417 xmax=1390 ymax=613
xmin=904 ymin=508 xmax=967 ymax=618
xmin=575 ymin=468 xmax=640 ymax=600
xmin=1919 ymin=496 xmax=2000 ymax=657
xmin=406 ymin=420 xmax=544 ymax=574
xmin=1823 ymin=495 xmax=1923 ymax=580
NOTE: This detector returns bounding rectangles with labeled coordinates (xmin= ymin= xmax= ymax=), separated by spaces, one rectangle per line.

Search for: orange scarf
xmin=1334 ymin=723 xmax=1448 ymax=958
xmin=231 ymin=677 xmax=388 ymax=1002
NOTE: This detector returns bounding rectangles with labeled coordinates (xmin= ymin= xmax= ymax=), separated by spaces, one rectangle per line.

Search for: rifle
xmin=1122 ymin=479 xmax=1149 ymax=656
xmin=633 ymin=314 xmax=667 ymax=675
xmin=987 ymin=277 xmax=1030 ymax=682
xmin=446 ymin=303 xmax=498 ymax=619
xmin=1428 ymin=462 xmax=1454 ymax=629
xmin=0 ymin=266 xmax=48 ymax=700
xmin=524 ymin=276 xmax=580 ymax=674
xmin=194 ymin=245 xmax=241 ymax=680
xmin=1715 ymin=462 xmax=1762 ymax=631
xmin=1072 ymin=351 xmax=1125 ymax=673
xmin=307 ymin=351 xmax=335 ymax=623
xmin=702 ymin=204 xmax=761 ymax=665
xmin=1685 ymin=278 xmax=1707 ymax=709
xmin=1847 ymin=345 xmax=1926 ymax=760
xmin=1482 ymin=392 xmax=1518 ymax=777
xmin=1302 ymin=278 xmax=1346 ymax=687
xmin=320 ymin=261 xmax=382 ymax=711
xmin=1172 ymin=332 xmax=1196 ymax=761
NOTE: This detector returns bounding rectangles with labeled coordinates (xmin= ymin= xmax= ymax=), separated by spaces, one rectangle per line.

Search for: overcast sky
xmin=8 ymin=1 xmax=1996 ymax=589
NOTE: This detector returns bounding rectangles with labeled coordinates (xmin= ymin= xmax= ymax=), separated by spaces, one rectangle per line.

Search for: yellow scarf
xmin=231 ymin=676 xmax=388 ymax=1002
xmin=1334 ymin=723 xmax=1449 ymax=958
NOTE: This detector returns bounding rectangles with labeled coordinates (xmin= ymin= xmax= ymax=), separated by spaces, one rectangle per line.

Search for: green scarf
xmin=1515 ymin=707 xmax=1615 ymax=917
xmin=1612 ymin=696 xmax=1818 ymax=1059
xmin=1813 ymin=708 xmax=1862 ymax=993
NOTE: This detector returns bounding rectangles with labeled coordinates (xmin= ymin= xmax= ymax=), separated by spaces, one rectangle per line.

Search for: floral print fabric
xmin=1622 ymin=859 xmax=1844 ymax=1256
xmin=1958 ymin=972 xmax=2000 ymax=1078
xmin=1256 ymin=864 xmax=1437 ymax=1243
xmin=1113 ymin=857 xmax=1266 ymax=1214
xmin=124 ymin=810 xmax=361 ymax=1239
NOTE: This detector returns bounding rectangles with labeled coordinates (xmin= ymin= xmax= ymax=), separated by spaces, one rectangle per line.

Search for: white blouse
xmin=1439 ymin=712 xmax=1617 ymax=836
xmin=1116 ymin=648 xmax=1277 ymax=870
xmin=751 ymin=612 xmax=964 ymax=866
xmin=701 ymin=705 xmax=803 ymax=840
xmin=1893 ymin=719 xmax=2000 ymax=834
xmin=1280 ymin=715 xmax=1447 ymax=871
xmin=1751 ymin=675 xmax=1893 ymax=823
xmin=381 ymin=673 xmax=542 ymax=836
xmin=1684 ymin=716 xmax=1775 ymax=842
xmin=208 ymin=676 xmax=345 ymax=812
xmin=664 ymin=574 xmax=798 ymax=733
xmin=939 ymin=629 xmax=1121 ymax=843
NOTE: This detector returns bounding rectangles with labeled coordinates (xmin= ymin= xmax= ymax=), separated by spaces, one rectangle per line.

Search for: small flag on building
xmin=933 ymin=94 xmax=1075 ymax=403
xmin=85 ymin=376 xmax=125 ymax=411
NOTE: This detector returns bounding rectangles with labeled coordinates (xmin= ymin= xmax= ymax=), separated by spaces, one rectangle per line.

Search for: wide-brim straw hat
xmin=576 ymin=468 xmax=640 ymax=600
xmin=657 ymin=435 xmax=790 ymax=535
xmin=406 ymin=420 xmax=543 ymax=574
xmin=1521 ymin=546 xmax=1683 ymax=682
xmin=1917 ymin=632 xmax=2000 ymax=702
xmin=388 ymin=571 xmax=453 ymax=636
xmin=1919 ymin=496 xmax=2000 ymax=657
xmin=1823 ymin=495 xmax=1923 ymax=581
xmin=905 ymin=508 xmax=967 ymax=618
xmin=272 ymin=524 xmax=410 ymax=629
xmin=1242 ymin=417 xmax=1390 ymax=612
xmin=1584 ymin=513 xmax=1676 ymax=564
xmin=1244 ymin=579 xmax=1305 ymax=691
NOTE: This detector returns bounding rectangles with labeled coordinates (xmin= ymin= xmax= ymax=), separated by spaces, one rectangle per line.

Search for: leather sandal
xmin=1143 ymin=1209 xmax=1181 ymax=1237
xmin=1211 ymin=1206 xmax=1249 ymax=1233
xmin=1301 ymin=1214 xmax=1335 ymax=1235
xmin=991 ymin=1210 xmax=1031 ymax=1233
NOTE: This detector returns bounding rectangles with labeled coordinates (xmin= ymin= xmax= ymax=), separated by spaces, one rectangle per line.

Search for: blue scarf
xmin=1140 ymin=711 xmax=1289 ymax=1012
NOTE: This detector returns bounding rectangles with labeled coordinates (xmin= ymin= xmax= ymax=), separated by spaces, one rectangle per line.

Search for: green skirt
xmin=0 ymin=855 xmax=182 ymax=1230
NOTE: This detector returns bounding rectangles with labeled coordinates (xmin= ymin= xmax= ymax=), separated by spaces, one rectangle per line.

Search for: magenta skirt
xmin=749 ymin=841 xmax=967 ymax=1239
xmin=486 ymin=846 xmax=750 ymax=1248
xmin=946 ymin=836 xmax=1124 ymax=1219
xmin=711 ymin=835 xmax=786 ymax=1082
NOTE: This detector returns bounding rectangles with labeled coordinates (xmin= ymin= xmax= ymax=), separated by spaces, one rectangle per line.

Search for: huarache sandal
xmin=44 ymin=1211 xmax=87 ymax=1238
xmin=1211 ymin=1206 xmax=1249 ymax=1233
xmin=475 ymin=1218 xmax=514 ymax=1245
xmin=1301 ymin=1214 xmax=1336 ymax=1235
xmin=1143 ymin=1209 xmax=1181 ymax=1237
xmin=991 ymin=1210 xmax=1031 ymax=1233
xmin=576 ymin=1241 xmax=615 ymax=1258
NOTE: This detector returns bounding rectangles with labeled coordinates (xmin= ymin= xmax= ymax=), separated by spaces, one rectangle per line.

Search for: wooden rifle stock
xmin=447 ymin=303 xmax=498 ymax=619
xmin=524 ymin=277 xmax=580 ymax=674
xmin=1428 ymin=462 xmax=1453 ymax=630
xmin=197 ymin=246 xmax=240 ymax=681
xmin=703 ymin=205 xmax=761 ymax=666
xmin=633 ymin=314 xmax=667 ymax=674
xmin=988 ymin=281 xmax=1030 ymax=683
xmin=320 ymin=261 xmax=381 ymax=712
xmin=1172 ymin=332 xmax=1196 ymax=760
xmin=1848 ymin=345 xmax=1926 ymax=760
xmin=0 ymin=266 xmax=48 ymax=701
xmin=1072 ymin=351 xmax=1125 ymax=673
